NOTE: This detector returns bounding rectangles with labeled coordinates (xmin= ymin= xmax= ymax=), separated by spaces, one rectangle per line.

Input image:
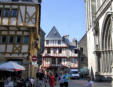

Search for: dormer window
xmin=58 ymin=40 xmax=61 ymax=44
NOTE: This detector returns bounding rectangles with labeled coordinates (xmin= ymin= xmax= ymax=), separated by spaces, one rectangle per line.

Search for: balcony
xmin=42 ymin=53 xmax=78 ymax=58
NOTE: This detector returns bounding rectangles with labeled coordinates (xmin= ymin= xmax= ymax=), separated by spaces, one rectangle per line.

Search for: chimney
xmin=72 ymin=38 xmax=78 ymax=47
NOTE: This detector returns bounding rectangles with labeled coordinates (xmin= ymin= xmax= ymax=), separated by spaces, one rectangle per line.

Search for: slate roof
xmin=46 ymin=26 xmax=62 ymax=40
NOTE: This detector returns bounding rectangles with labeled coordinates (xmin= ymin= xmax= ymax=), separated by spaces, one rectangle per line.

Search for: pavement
xmin=55 ymin=80 xmax=112 ymax=87
xmin=34 ymin=79 xmax=112 ymax=87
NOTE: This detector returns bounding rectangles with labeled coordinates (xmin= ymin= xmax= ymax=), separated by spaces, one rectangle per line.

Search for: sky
xmin=41 ymin=0 xmax=86 ymax=41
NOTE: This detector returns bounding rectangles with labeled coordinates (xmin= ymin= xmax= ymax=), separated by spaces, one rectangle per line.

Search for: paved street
xmin=55 ymin=80 xmax=112 ymax=87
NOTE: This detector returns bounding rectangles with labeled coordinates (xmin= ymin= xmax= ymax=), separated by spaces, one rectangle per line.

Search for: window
xmin=0 ymin=36 xmax=1 ymax=43
xmin=16 ymin=36 xmax=21 ymax=43
xmin=22 ymin=0 xmax=32 ymax=1
xmin=74 ymin=58 xmax=77 ymax=63
xmin=47 ymin=48 xmax=50 ymax=54
xmin=23 ymin=36 xmax=29 ymax=44
xmin=4 ymin=9 xmax=10 ymax=17
xmin=80 ymin=47 xmax=83 ymax=53
xmin=59 ymin=48 xmax=62 ymax=53
xmin=58 ymin=40 xmax=61 ymax=44
xmin=8 ymin=36 xmax=14 ymax=43
xmin=58 ymin=59 xmax=62 ymax=64
xmin=52 ymin=58 xmax=56 ymax=64
xmin=46 ymin=40 xmax=49 ymax=45
xmin=12 ymin=9 xmax=18 ymax=17
xmin=12 ymin=0 xmax=19 ymax=1
xmin=53 ymin=48 xmax=57 ymax=54
xmin=2 ymin=36 xmax=7 ymax=43
xmin=0 ymin=8 xmax=1 ymax=16
xmin=74 ymin=49 xmax=78 ymax=53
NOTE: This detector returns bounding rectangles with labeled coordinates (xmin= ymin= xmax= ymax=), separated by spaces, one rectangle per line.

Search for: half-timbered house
xmin=0 ymin=0 xmax=42 ymax=78
xmin=42 ymin=26 xmax=79 ymax=72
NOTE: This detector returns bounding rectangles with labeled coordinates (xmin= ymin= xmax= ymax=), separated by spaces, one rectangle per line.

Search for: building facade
xmin=42 ymin=26 xmax=79 ymax=72
xmin=85 ymin=0 xmax=113 ymax=79
xmin=78 ymin=33 xmax=88 ymax=68
xmin=0 ymin=0 xmax=42 ymax=78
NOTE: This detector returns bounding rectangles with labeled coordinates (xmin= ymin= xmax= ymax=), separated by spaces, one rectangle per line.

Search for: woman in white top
xmin=59 ymin=72 xmax=64 ymax=87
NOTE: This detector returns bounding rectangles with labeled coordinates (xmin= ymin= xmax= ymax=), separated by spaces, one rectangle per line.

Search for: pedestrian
xmin=44 ymin=71 xmax=48 ymax=87
xmin=59 ymin=71 xmax=64 ymax=87
xmin=55 ymin=72 xmax=58 ymax=84
xmin=86 ymin=77 xmax=94 ymax=87
xmin=36 ymin=70 xmax=44 ymax=87
xmin=30 ymin=77 xmax=35 ymax=87
xmin=63 ymin=71 xmax=70 ymax=87
xmin=49 ymin=72 xmax=55 ymax=87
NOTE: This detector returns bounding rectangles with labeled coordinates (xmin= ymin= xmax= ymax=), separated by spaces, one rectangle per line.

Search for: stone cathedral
xmin=85 ymin=0 xmax=113 ymax=80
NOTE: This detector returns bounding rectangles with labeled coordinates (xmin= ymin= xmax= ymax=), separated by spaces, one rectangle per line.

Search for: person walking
xmin=36 ymin=70 xmax=44 ymax=87
xmin=86 ymin=77 xmax=94 ymax=87
xmin=59 ymin=72 xmax=64 ymax=87
xmin=30 ymin=77 xmax=35 ymax=87
xmin=63 ymin=71 xmax=70 ymax=87
xmin=49 ymin=72 xmax=55 ymax=87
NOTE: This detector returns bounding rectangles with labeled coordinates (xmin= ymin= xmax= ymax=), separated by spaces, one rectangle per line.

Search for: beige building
xmin=85 ymin=0 xmax=113 ymax=80
xmin=0 ymin=0 xmax=42 ymax=78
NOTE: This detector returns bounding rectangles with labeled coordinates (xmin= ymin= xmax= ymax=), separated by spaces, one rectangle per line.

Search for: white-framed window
xmin=52 ymin=58 xmax=56 ymax=64
xmin=59 ymin=48 xmax=62 ymax=53
xmin=58 ymin=58 xmax=62 ymax=64
xmin=47 ymin=48 xmax=51 ymax=54
xmin=53 ymin=48 xmax=57 ymax=54
xmin=74 ymin=58 xmax=77 ymax=63
xmin=46 ymin=40 xmax=49 ymax=45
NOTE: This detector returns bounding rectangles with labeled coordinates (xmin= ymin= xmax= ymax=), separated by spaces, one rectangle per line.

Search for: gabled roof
xmin=46 ymin=26 xmax=62 ymax=40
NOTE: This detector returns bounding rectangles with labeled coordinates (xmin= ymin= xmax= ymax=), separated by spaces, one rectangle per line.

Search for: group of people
xmin=36 ymin=69 xmax=94 ymax=87
xmin=36 ymin=70 xmax=70 ymax=87
xmin=4 ymin=76 xmax=34 ymax=87
xmin=3 ymin=69 xmax=94 ymax=87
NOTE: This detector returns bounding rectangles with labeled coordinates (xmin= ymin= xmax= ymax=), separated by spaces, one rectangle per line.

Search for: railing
xmin=42 ymin=53 xmax=78 ymax=57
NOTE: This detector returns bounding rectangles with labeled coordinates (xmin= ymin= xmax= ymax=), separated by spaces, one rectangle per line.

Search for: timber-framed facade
xmin=0 ymin=0 xmax=42 ymax=78
xmin=42 ymin=26 xmax=79 ymax=72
